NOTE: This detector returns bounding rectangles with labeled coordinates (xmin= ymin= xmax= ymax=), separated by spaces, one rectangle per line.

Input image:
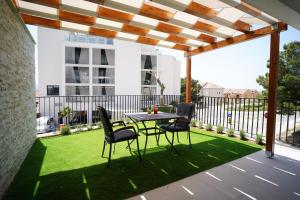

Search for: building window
xmin=66 ymin=86 xmax=89 ymax=96
xmin=92 ymin=48 xmax=115 ymax=65
xmin=65 ymin=47 xmax=89 ymax=64
xmin=47 ymin=85 xmax=59 ymax=96
xmin=65 ymin=66 xmax=89 ymax=83
xmin=141 ymin=55 xmax=157 ymax=95
xmin=93 ymin=67 xmax=115 ymax=84
xmin=93 ymin=86 xmax=115 ymax=95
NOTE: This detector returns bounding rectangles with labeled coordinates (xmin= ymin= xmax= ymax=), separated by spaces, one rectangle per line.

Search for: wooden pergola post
xmin=265 ymin=28 xmax=280 ymax=157
xmin=186 ymin=55 xmax=192 ymax=103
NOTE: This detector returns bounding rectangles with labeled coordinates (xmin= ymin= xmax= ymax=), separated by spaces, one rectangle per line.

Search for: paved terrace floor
xmin=128 ymin=144 xmax=300 ymax=200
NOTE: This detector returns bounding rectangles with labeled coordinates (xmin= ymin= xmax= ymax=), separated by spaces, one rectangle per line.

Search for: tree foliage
xmin=256 ymin=41 xmax=300 ymax=101
xmin=181 ymin=78 xmax=201 ymax=102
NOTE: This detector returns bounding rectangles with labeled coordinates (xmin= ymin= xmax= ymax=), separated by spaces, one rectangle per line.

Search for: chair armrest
xmin=113 ymin=126 xmax=139 ymax=136
xmin=111 ymin=120 xmax=126 ymax=127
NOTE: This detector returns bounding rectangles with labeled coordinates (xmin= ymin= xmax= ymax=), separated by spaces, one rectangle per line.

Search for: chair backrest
xmin=97 ymin=106 xmax=113 ymax=138
xmin=175 ymin=103 xmax=195 ymax=127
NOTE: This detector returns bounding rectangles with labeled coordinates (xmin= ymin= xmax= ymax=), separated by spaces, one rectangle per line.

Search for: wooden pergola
xmin=12 ymin=0 xmax=288 ymax=157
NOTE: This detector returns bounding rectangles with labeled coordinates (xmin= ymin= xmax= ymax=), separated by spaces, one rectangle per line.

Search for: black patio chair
xmin=159 ymin=103 xmax=195 ymax=151
xmin=97 ymin=106 xmax=141 ymax=168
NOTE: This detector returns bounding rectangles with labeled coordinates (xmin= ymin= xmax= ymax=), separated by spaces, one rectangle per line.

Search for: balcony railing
xmin=35 ymin=95 xmax=300 ymax=146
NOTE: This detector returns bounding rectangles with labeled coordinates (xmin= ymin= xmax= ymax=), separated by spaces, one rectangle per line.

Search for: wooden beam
xmin=98 ymin=6 xmax=133 ymax=23
xmin=265 ymin=30 xmax=280 ymax=157
xmin=121 ymin=24 xmax=149 ymax=36
xmin=187 ymin=23 xmax=287 ymax=56
xmin=59 ymin=10 xmax=95 ymax=26
xmin=21 ymin=13 xmax=61 ymax=29
xmin=186 ymin=55 xmax=192 ymax=103
xmin=140 ymin=4 xmax=174 ymax=22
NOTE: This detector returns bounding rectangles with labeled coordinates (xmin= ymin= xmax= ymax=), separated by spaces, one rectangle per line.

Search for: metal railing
xmin=35 ymin=95 xmax=300 ymax=146
xmin=193 ymin=96 xmax=300 ymax=146
xmin=35 ymin=95 xmax=181 ymax=133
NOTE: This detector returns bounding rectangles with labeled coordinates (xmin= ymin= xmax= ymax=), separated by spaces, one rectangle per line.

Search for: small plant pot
xmin=59 ymin=124 xmax=65 ymax=131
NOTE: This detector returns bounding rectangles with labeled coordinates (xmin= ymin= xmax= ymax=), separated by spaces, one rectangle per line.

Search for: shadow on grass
xmin=4 ymin=132 xmax=261 ymax=200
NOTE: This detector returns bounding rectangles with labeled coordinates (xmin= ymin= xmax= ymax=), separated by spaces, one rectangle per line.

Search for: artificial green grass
xmin=4 ymin=128 xmax=262 ymax=200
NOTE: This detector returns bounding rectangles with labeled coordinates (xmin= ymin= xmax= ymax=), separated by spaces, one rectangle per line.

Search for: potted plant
xmin=59 ymin=106 xmax=72 ymax=130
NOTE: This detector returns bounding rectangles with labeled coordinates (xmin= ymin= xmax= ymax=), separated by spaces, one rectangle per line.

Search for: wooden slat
xmin=140 ymin=4 xmax=174 ymax=22
xmin=22 ymin=0 xmax=60 ymax=8
xmin=198 ymin=34 xmax=216 ymax=43
xmin=173 ymin=44 xmax=190 ymax=52
xmin=59 ymin=10 xmax=95 ymax=26
xmin=188 ymin=22 xmax=287 ymax=56
xmin=156 ymin=22 xmax=182 ymax=35
xmin=136 ymin=36 xmax=159 ymax=46
xmin=121 ymin=24 xmax=149 ymax=36
xmin=21 ymin=13 xmax=61 ymax=29
xmin=89 ymin=27 xmax=117 ymax=38
xmin=98 ymin=6 xmax=133 ymax=23
xmin=192 ymin=21 xmax=216 ymax=33
xmin=185 ymin=1 xmax=217 ymax=19
xmin=167 ymin=35 xmax=187 ymax=44
xmin=233 ymin=20 xmax=251 ymax=32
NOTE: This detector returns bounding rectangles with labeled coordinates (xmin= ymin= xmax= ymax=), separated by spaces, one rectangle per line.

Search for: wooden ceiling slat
xmin=184 ymin=1 xmax=217 ymax=19
xmin=192 ymin=21 xmax=216 ymax=33
xmin=121 ymin=24 xmax=149 ymax=36
xmin=98 ymin=7 xmax=133 ymax=23
xmin=232 ymin=20 xmax=251 ymax=32
xmin=22 ymin=0 xmax=60 ymax=8
xmin=89 ymin=27 xmax=117 ymax=38
xmin=197 ymin=34 xmax=216 ymax=44
xmin=140 ymin=4 xmax=174 ymax=22
xmin=21 ymin=13 xmax=61 ymax=29
xmin=136 ymin=36 xmax=159 ymax=46
xmin=156 ymin=22 xmax=182 ymax=35
xmin=59 ymin=10 xmax=95 ymax=26
xmin=166 ymin=35 xmax=187 ymax=44
xmin=173 ymin=44 xmax=190 ymax=51
xmin=236 ymin=2 xmax=261 ymax=17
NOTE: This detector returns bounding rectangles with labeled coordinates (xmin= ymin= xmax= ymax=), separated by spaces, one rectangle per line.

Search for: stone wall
xmin=0 ymin=0 xmax=36 ymax=198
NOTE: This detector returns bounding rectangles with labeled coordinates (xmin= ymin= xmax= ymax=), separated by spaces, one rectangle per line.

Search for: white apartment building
xmin=36 ymin=27 xmax=181 ymax=123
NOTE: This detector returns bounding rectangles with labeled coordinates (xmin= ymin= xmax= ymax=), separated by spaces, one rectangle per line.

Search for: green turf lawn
xmin=4 ymin=127 xmax=262 ymax=200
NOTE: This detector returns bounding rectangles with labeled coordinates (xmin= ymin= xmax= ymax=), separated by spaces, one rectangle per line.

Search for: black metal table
xmin=124 ymin=112 xmax=182 ymax=156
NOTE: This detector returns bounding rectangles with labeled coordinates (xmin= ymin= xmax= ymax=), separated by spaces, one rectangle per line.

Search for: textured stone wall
xmin=0 ymin=0 xmax=36 ymax=198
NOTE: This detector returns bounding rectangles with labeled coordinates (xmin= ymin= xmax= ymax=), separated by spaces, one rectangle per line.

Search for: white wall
xmin=37 ymin=27 xmax=65 ymax=95
xmin=201 ymin=88 xmax=224 ymax=97
xmin=158 ymin=54 xmax=181 ymax=95
xmin=114 ymin=40 xmax=141 ymax=95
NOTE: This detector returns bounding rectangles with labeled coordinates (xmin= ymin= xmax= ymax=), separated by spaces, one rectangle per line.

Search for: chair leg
xmin=155 ymin=135 xmax=159 ymax=146
xmin=143 ymin=135 xmax=148 ymax=157
xmin=170 ymin=132 xmax=175 ymax=153
xmin=177 ymin=132 xmax=180 ymax=143
xmin=136 ymin=137 xmax=142 ymax=161
xmin=113 ymin=143 xmax=116 ymax=154
xmin=107 ymin=143 xmax=112 ymax=168
xmin=127 ymin=141 xmax=132 ymax=154
xmin=188 ymin=131 xmax=192 ymax=148
xmin=101 ymin=140 xmax=106 ymax=158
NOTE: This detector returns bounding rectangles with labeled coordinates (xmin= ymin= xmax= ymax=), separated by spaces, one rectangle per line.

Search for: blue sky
xmin=28 ymin=25 xmax=300 ymax=90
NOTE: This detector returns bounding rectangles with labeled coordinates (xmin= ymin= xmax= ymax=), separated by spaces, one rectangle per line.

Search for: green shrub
xmin=216 ymin=125 xmax=224 ymax=134
xmin=227 ymin=128 xmax=235 ymax=137
xmin=206 ymin=123 xmax=213 ymax=131
xmin=199 ymin=121 xmax=203 ymax=129
xmin=87 ymin=124 xmax=93 ymax=131
xmin=239 ymin=130 xmax=247 ymax=140
xmin=76 ymin=124 xmax=84 ymax=132
xmin=256 ymin=134 xmax=263 ymax=145
xmin=191 ymin=120 xmax=197 ymax=127
xmin=61 ymin=125 xmax=71 ymax=135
